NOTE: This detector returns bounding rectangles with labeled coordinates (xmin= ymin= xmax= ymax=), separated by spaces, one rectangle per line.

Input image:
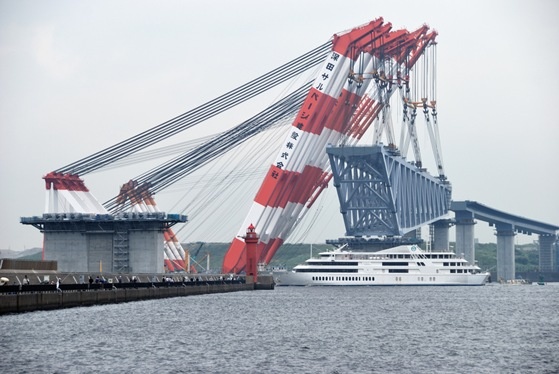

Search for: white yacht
xmin=274 ymin=244 xmax=490 ymax=286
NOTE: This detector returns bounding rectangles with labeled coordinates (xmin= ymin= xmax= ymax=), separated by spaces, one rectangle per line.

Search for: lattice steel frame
xmin=327 ymin=145 xmax=452 ymax=236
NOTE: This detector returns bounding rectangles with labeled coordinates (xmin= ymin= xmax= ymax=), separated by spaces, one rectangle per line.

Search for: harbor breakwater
xmin=0 ymin=275 xmax=274 ymax=315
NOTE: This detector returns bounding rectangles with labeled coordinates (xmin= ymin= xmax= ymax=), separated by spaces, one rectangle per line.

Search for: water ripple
xmin=1 ymin=285 xmax=558 ymax=373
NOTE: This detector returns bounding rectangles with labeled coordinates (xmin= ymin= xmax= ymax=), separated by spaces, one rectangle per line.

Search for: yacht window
xmin=382 ymin=262 xmax=408 ymax=266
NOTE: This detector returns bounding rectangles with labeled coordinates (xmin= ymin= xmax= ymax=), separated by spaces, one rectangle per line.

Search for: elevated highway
xmin=443 ymin=200 xmax=559 ymax=281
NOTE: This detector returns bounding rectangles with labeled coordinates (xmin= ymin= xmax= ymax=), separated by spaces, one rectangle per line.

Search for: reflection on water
xmin=1 ymin=284 xmax=558 ymax=373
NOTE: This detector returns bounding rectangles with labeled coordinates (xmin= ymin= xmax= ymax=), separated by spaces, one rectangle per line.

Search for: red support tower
xmin=244 ymin=224 xmax=259 ymax=283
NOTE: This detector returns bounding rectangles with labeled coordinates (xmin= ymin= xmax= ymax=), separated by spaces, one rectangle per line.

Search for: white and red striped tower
xmin=44 ymin=172 xmax=107 ymax=214
xmin=223 ymin=18 xmax=392 ymax=273
xmin=223 ymin=20 xmax=439 ymax=273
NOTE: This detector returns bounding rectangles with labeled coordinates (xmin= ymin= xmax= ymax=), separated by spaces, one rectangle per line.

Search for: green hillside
xmin=8 ymin=249 xmax=42 ymax=261
xmin=183 ymin=242 xmax=336 ymax=272
xmin=10 ymin=242 xmax=541 ymax=274
xmin=474 ymin=243 xmax=539 ymax=273
xmin=185 ymin=241 xmax=541 ymax=274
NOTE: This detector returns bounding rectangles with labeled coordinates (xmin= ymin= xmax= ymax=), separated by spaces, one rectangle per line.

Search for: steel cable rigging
xmin=89 ymin=135 xmax=215 ymax=172
xmin=56 ymin=42 xmax=331 ymax=175
xmin=105 ymin=81 xmax=313 ymax=212
xmin=169 ymin=75 xmax=302 ymax=240
xmin=171 ymin=120 xmax=291 ymax=240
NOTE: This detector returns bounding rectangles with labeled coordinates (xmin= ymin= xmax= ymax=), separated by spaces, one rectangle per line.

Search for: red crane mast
xmin=222 ymin=18 xmax=439 ymax=274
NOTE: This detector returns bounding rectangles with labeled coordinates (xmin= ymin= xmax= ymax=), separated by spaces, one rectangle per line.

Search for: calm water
xmin=1 ymin=284 xmax=558 ymax=374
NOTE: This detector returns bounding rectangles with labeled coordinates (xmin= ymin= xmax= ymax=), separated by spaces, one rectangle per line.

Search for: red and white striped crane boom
xmin=222 ymin=18 xmax=440 ymax=273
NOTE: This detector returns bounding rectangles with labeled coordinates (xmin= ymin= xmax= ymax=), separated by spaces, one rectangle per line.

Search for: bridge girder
xmin=327 ymin=144 xmax=452 ymax=237
xmin=450 ymin=200 xmax=559 ymax=236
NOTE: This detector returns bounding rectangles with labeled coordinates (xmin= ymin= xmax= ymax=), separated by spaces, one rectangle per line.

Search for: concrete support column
xmin=455 ymin=211 xmax=476 ymax=265
xmin=432 ymin=219 xmax=453 ymax=251
xmin=539 ymin=234 xmax=556 ymax=272
xmin=496 ymin=223 xmax=515 ymax=282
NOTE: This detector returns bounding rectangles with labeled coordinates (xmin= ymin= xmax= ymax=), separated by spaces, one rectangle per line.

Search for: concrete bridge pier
xmin=432 ymin=219 xmax=453 ymax=251
xmin=496 ymin=223 xmax=515 ymax=281
xmin=539 ymin=234 xmax=557 ymax=271
xmin=455 ymin=211 xmax=476 ymax=265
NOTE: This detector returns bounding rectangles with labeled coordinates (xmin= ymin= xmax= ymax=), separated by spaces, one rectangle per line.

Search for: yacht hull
xmin=274 ymin=271 xmax=489 ymax=286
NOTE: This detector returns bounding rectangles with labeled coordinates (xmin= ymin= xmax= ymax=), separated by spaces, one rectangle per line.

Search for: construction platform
xmin=20 ymin=212 xmax=187 ymax=274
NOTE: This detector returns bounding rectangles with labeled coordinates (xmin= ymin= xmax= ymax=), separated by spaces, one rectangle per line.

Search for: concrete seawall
xmin=0 ymin=276 xmax=274 ymax=315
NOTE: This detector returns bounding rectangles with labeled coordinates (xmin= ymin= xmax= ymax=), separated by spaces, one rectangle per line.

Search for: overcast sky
xmin=1 ymin=0 xmax=558 ymax=251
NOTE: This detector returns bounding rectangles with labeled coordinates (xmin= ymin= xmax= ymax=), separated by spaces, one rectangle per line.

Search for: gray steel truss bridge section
xmin=450 ymin=200 xmax=559 ymax=280
xmin=327 ymin=144 xmax=452 ymax=237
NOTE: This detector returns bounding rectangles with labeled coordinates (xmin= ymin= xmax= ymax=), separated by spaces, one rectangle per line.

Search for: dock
xmin=0 ymin=271 xmax=275 ymax=315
